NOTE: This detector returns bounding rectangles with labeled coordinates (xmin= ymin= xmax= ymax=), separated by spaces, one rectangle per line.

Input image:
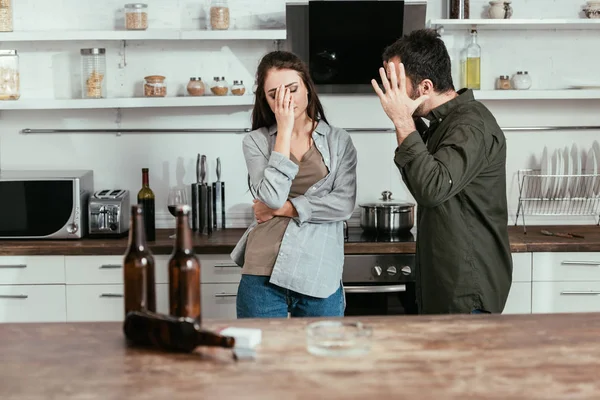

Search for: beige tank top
xmin=243 ymin=144 xmax=328 ymax=276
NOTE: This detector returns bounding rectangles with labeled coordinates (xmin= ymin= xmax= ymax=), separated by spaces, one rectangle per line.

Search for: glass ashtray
xmin=306 ymin=320 xmax=373 ymax=357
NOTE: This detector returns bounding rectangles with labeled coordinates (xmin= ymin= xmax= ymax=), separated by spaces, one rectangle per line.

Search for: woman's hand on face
xmin=273 ymin=85 xmax=295 ymax=136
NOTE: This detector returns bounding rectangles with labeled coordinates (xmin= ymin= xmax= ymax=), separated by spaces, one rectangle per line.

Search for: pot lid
xmin=359 ymin=190 xmax=415 ymax=208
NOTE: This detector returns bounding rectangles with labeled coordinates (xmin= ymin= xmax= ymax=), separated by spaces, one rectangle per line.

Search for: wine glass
xmin=167 ymin=187 xmax=188 ymax=238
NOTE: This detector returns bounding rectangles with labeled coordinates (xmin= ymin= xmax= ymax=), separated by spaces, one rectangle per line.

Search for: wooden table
xmin=2 ymin=313 xmax=600 ymax=399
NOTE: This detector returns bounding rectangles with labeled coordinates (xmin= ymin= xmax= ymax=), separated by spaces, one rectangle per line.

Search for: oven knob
xmin=386 ymin=266 xmax=397 ymax=276
xmin=372 ymin=266 xmax=382 ymax=277
xmin=66 ymin=223 xmax=78 ymax=234
xmin=401 ymin=266 xmax=412 ymax=276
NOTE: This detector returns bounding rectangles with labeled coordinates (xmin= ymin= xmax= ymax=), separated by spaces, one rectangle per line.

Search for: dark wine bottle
xmin=123 ymin=310 xmax=235 ymax=352
xmin=169 ymin=204 xmax=201 ymax=322
xmin=137 ymin=168 xmax=156 ymax=241
xmin=123 ymin=205 xmax=156 ymax=315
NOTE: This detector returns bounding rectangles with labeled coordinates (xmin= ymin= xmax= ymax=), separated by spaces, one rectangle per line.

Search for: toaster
xmin=88 ymin=189 xmax=130 ymax=237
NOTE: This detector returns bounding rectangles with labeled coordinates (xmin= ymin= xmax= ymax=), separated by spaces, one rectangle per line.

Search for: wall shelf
xmin=429 ymin=19 xmax=600 ymax=31
xmin=0 ymin=29 xmax=286 ymax=42
xmin=474 ymin=90 xmax=600 ymax=100
xmin=0 ymin=96 xmax=256 ymax=110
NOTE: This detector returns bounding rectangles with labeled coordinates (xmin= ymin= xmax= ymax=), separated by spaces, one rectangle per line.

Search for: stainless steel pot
xmin=359 ymin=191 xmax=415 ymax=235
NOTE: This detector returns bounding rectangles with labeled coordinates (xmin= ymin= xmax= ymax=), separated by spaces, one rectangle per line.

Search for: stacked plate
xmin=538 ymin=141 xmax=600 ymax=199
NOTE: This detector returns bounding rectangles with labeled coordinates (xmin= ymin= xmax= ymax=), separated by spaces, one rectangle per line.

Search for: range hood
xmin=285 ymin=0 xmax=428 ymax=94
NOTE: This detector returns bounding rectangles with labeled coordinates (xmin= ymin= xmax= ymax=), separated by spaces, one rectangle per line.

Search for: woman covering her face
xmin=230 ymin=50 xmax=358 ymax=318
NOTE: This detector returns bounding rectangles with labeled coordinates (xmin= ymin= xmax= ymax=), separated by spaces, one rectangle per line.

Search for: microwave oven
xmin=0 ymin=170 xmax=93 ymax=239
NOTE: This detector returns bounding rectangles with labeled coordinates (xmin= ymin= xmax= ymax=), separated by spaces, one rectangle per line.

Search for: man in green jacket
xmin=371 ymin=29 xmax=512 ymax=314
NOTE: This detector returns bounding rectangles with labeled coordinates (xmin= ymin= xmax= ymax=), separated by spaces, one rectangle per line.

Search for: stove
xmin=342 ymin=227 xmax=418 ymax=315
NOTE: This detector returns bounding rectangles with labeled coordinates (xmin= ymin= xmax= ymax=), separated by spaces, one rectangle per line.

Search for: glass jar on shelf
xmin=210 ymin=0 xmax=230 ymax=30
xmin=144 ymin=75 xmax=167 ymax=97
xmin=231 ymin=80 xmax=246 ymax=96
xmin=0 ymin=50 xmax=19 ymax=100
xmin=0 ymin=0 xmax=13 ymax=32
xmin=210 ymin=76 xmax=229 ymax=96
xmin=496 ymin=75 xmax=511 ymax=90
xmin=125 ymin=3 xmax=148 ymax=30
xmin=80 ymin=48 xmax=106 ymax=99
xmin=511 ymin=71 xmax=532 ymax=90
xmin=187 ymin=77 xmax=205 ymax=96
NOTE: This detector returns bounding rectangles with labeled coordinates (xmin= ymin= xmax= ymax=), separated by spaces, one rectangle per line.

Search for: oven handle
xmin=344 ymin=284 xmax=406 ymax=294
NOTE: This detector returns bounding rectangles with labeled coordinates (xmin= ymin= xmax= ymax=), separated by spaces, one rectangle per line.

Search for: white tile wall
xmin=0 ymin=0 xmax=599 ymax=228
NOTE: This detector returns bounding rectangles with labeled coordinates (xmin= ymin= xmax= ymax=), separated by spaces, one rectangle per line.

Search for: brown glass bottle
xmin=137 ymin=168 xmax=156 ymax=241
xmin=123 ymin=310 xmax=235 ymax=352
xmin=169 ymin=204 xmax=201 ymax=322
xmin=123 ymin=205 xmax=156 ymax=316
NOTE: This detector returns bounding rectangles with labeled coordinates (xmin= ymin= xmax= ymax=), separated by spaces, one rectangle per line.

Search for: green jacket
xmin=395 ymin=89 xmax=512 ymax=314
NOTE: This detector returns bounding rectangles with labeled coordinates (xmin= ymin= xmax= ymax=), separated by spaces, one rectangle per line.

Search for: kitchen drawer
xmin=199 ymin=255 xmax=242 ymax=284
xmin=0 ymin=284 xmax=66 ymax=323
xmin=511 ymin=253 xmax=532 ymax=282
xmin=502 ymin=282 xmax=531 ymax=314
xmin=65 ymin=255 xmax=170 ymax=285
xmin=533 ymin=252 xmax=600 ymax=282
xmin=532 ymin=281 xmax=600 ymax=313
xmin=0 ymin=256 xmax=65 ymax=285
xmin=66 ymin=283 xmax=169 ymax=322
xmin=201 ymin=283 xmax=239 ymax=320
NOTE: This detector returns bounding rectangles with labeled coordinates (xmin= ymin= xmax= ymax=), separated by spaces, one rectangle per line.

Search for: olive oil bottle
xmin=462 ymin=29 xmax=481 ymax=90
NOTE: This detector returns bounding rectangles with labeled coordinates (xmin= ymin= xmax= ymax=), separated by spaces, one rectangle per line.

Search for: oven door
xmin=343 ymin=282 xmax=417 ymax=316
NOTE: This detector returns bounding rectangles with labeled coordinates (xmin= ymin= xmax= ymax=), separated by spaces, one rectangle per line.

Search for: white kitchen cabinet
xmin=0 ymin=256 xmax=65 ymax=285
xmin=0 ymin=284 xmax=66 ymax=322
xmin=66 ymin=283 xmax=169 ymax=322
xmin=531 ymin=252 xmax=600 ymax=313
xmin=501 ymin=253 xmax=533 ymax=314
xmin=199 ymin=255 xmax=242 ymax=284
xmin=65 ymin=255 xmax=170 ymax=285
xmin=201 ymin=283 xmax=239 ymax=320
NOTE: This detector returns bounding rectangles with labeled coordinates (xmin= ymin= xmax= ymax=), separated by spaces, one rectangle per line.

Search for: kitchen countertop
xmin=1 ymin=313 xmax=600 ymax=399
xmin=0 ymin=225 xmax=599 ymax=256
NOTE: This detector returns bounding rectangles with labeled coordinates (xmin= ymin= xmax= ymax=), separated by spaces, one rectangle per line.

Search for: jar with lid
xmin=80 ymin=48 xmax=106 ymax=99
xmin=0 ymin=0 xmax=13 ymax=32
xmin=231 ymin=80 xmax=246 ymax=96
xmin=210 ymin=76 xmax=229 ymax=96
xmin=496 ymin=75 xmax=511 ymax=90
xmin=125 ymin=3 xmax=148 ymax=30
xmin=511 ymin=71 xmax=532 ymax=90
xmin=187 ymin=77 xmax=205 ymax=96
xmin=210 ymin=0 xmax=230 ymax=30
xmin=0 ymin=50 xmax=19 ymax=100
xmin=144 ymin=75 xmax=167 ymax=97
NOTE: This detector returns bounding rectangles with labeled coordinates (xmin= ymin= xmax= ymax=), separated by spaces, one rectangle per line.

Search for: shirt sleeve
xmin=243 ymin=133 xmax=299 ymax=210
xmin=394 ymin=124 xmax=490 ymax=208
xmin=289 ymin=135 xmax=358 ymax=225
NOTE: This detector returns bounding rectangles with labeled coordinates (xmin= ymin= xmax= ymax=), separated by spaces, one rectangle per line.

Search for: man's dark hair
xmin=382 ymin=29 xmax=455 ymax=93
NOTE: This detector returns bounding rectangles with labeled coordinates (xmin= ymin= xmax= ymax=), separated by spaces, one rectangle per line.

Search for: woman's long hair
xmin=251 ymin=51 xmax=328 ymax=131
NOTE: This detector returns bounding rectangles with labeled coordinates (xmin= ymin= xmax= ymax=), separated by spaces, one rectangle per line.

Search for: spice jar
xmin=125 ymin=3 xmax=148 ymax=30
xmin=210 ymin=76 xmax=228 ymax=96
xmin=0 ymin=0 xmax=13 ymax=32
xmin=496 ymin=75 xmax=511 ymax=90
xmin=210 ymin=0 xmax=230 ymax=30
xmin=231 ymin=80 xmax=246 ymax=96
xmin=187 ymin=77 xmax=205 ymax=96
xmin=80 ymin=48 xmax=106 ymax=99
xmin=511 ymin=71 xmax=532 ymax=90
xmin=0 ymin=50 xmax=19 ymax=100
xmin=144 ymin=75 xmax=167 ymax=97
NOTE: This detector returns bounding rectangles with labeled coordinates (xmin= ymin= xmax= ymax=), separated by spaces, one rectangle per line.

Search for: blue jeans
xmin=236 ymin=275 xmax=344 ymax=318
xmin=471 ymin=309 xmax=490 ymax=314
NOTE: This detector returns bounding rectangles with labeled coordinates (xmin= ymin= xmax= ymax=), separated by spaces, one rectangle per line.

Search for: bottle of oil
xmin=463 ymin=29 xmax=481 ymax=90
xmin=169 ymin=204 xmax=201 ymax=322
xmin=123 ymin=204 xmax=156 ymax=316
xmin=137 ymin=168 xmax=156 ymax=241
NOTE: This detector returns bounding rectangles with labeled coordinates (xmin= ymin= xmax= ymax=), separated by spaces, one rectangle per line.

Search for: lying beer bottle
xmin=123 ymin=204 xmax=157 ymax=315
xmin=123 ymin=310 xmax=235 ymax=352
xmin=169 ymin=204 xmax=201 ymax=322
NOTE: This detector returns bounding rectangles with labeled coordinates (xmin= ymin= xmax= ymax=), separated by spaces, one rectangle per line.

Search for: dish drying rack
xmin=515 ymin=169 xmax=600 ymax=233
